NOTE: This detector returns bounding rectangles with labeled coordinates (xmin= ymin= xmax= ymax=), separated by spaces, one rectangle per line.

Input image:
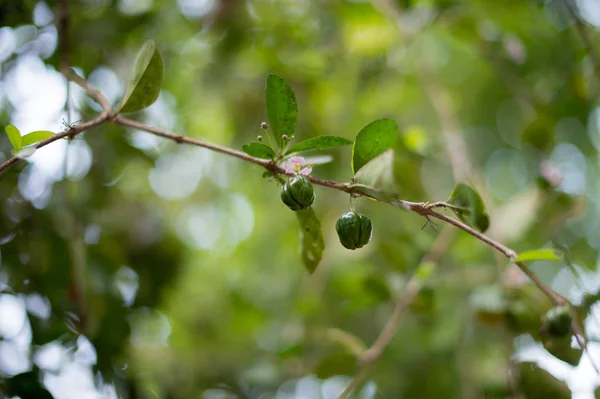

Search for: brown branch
xmin=0 ymin=112 xmax=109 ymax=176
xmin=337 ymin=227 xmax=455 ymax=398
xmin=65 ymin=69 xmax=113 ymax=113
xmin=1 ymin=73 xmax=581 ymax=385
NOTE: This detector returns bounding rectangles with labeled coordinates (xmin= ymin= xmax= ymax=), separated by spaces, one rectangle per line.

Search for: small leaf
xmin=295 ymin=208 xmax=325 ymax=273
xmin=242 ymin=143 xmax=276 ymax=159
xmin=543 ymin=337 xmax=582 ymax=366
xmin=119 ymin=40 xmax=163 ymax=113
xmin=353 ymin=149 xmax=399 ymax=202
xmin=21 ymin=131 xmax=54 ymax=147
xmin=12 ymin=147 xmax=36 ymax=158
xmin=5 ymin=125 xmax=22 ymax=151
xmin=515 ymin=249 xmax=561 ymax=263
xmin=286 ymin=136 xmax=352 ymax=154
xmin=352 ymin=119 xmax=398 ymax=174
xmin=265 ymin=74 xmax=298 ymax=147
xmin=447 ymin=182 xmax=490 ymax=233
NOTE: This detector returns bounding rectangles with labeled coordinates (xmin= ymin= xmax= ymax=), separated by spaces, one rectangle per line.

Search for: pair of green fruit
xmin=280 ymin=175 xmax=372 ymax=250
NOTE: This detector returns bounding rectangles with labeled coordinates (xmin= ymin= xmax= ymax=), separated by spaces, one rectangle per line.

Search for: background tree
xmin=1 ymin=0 xmax=600 ymax=398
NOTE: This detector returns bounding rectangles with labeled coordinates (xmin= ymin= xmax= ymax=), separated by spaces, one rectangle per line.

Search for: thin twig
xmin=338 ymin=227 xmax=455 ymax=398
xmin=1 ymin=73 xmax=581 ymax=383
xmin=65 ymin=69 xmax=113 ymax=113
xmin=0 ymin=112 xmax=110 ymax=176
xmin=337 ymin=367 xmax=371 ymax=399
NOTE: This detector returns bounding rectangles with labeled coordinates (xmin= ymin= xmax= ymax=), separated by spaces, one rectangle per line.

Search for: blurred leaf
xmin=21 ymin=131 xmax=54 ymax=146
xmin=295 ymin=208 xmax=325 ymax=273
xmin=447 ymin=183 xmax=490 ymax=233
xmin=353 ymin=149 xmax=399 ymax=202
xmin=5 ymin=370 xmax=54 ymax=399
xmin=242 ymin=142 xmax=275 ymax=159
xmin=543 ymin=337 xmax=582 ymax=366
xmin=119 ymin=40 xmax=163 ymax=113
xmin=352 ymin=119 xmax=398 ymax=174
xmin=505 ymin=285 xmax=553 ymax=336
xmin=286 ymin=136 xmax=352 ymax=155
xmin=517 ymin=362 xmax=570 ymax=399
xmin=314 ymin=352 xmax=357 ymax=379
xmin=516 ymin=249 xmax=561 ymax=262
xmin=265 ymin=74 xmax=298 ymax=147
xmin=5 ymin=124 xmax=21 ymax=151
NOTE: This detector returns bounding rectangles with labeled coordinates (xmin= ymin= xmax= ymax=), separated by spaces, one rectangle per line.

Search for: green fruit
xmin=541 ymin=306 xmax=572 ymax=337
xmin=335 ymin=211 xmax=372 ymax=250
xmin=280 ymin=175 xmax=315 ymax=211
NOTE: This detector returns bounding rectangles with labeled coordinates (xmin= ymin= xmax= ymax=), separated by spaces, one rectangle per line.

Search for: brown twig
xmin=0 ymin=112 xmax=109 ymax=176
xmin=0 ymin=73 xmax=581 ymax=386
xmin=65 ymin=69 xmax=113 ymax=113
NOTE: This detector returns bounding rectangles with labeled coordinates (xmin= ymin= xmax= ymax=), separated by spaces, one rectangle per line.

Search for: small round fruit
xmin=335 ymin=211 xmax=372 ymax=250
xmin=280 ymin=175 xmax=315 ymax=211
xmin=541 ymin=306 xmax=572 ymax=337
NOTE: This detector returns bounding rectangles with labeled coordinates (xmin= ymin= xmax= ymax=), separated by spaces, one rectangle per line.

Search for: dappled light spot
xmin=149 ymin=146 xmax=208 ymax=200
xmin=18 ymin=164 xmax=53 ymax=209
xmin=549 ymin=143 xmax=587 ymax=195
xmin=178 ymin=0 xmax=216 ymax=20
xmin=129 ymin=307 xmax=171 ymax=348
xmin=577 ymin=0 xmax=600 ymax=28
xmin=24 ymin=293 xmax=51 ymax=320
xmin=33 ymin=2 xmax=54 ymax=27
xmin=34 ymin=342 xmax=66 ymax=373
xmin=118 ymin=0 xmax=154 ymax=15
xmin=0 ymin=27 xmax=17 ymax=63
xmin=484 ymin=149 xmax=530 ymax=201
xmin=88 ymin=66 xmax=122 ymax=111
xmin=0 ymin=294 xmax=27 ymax=339
xmin=115 ymin=266 xmax=139 ymax=307
xmin=66 ymin=139 xmax=93 ymax=181
xmin=176 ymin=193 xmax=254 ymax=251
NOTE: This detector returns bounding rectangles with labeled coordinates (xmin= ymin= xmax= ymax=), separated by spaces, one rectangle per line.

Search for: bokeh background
xmin=1 ymin=0 xmax=600 ymax=398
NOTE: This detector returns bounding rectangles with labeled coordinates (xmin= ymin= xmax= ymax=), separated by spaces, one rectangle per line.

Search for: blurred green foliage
xmin=1 ymin=0 xmax=600 ymax=398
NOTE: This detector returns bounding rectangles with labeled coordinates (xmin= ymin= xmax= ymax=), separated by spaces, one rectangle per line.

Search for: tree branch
xmin=0 ymin=73 xmax=581 ymax=388
xmin=0 ymin=112 xmax=110 ymax=176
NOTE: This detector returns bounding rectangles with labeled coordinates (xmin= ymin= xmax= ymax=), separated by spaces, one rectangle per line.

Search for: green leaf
xmin=351 ymin=119 xmax=398 ymax=174
xmin=543 ymin=337 xmax=582 ymax=366
xmin=119 ymin=40 xmax=163 ymax=113
xmin=447 ymin=182 xmax=490 ymax=233
xmin=353 ymin=149 xmax=400 ymax=202
xmin=515 ymin=249 xmax=561 ymax=263
xmin=21 ymin=131 xmax=54 ymax=147
xmin=242 ymin=143 xmax=276 ymax=159
xmin=286 ymin=136 xmax=352 ymax=154
xmin=265 ymin=74 xmax=298 ymax=147
xmin=517 ymin=362 xmax=571 ymax=399
xmin=5 ymin=125 xmax=21 ymax=151
xmin=295 ymin=208 xmax=325 ymax=273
